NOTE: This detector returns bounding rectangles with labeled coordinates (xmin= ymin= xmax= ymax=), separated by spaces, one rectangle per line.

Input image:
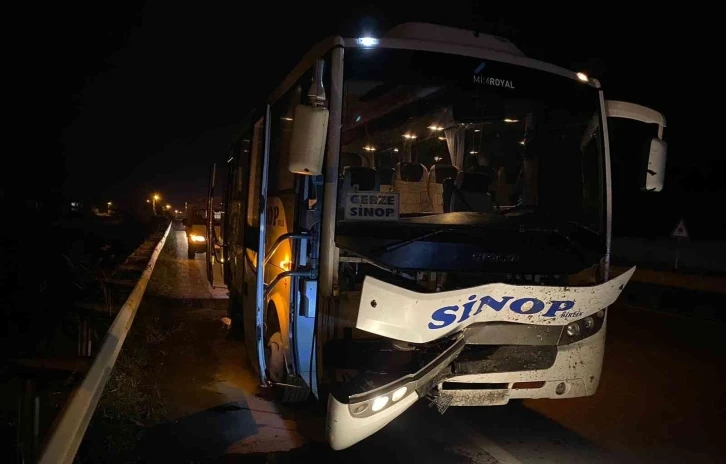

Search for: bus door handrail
xmin=264 ymin=269 xmax=317 ymax=300
xmin=211 ymin=228 xmax=225 ymax=264
xmin=263 ymin=232 xmax=308 ymax=266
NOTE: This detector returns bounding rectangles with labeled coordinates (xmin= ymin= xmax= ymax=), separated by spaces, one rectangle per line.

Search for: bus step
xmin=272 ymin=381 xmax=309 ymax=390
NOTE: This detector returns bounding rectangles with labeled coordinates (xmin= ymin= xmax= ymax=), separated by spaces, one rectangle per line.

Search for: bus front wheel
xmin=265 ymin=304 xmax=310 ymax=404
xmin=266 ymin=331 xmax=309 ymax=403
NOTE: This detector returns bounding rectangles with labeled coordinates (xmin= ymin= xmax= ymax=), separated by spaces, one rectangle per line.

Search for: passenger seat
xmin=449 ymin=172 xmax=494 ymax=213
xmin=378 ymin=167 xmax=394 ymax=192
xmin=393 ymin=163 xmax=430 ymax=214
xmin=339 ymin=166 xmax=379 ymax=209
xmin=427 ymin=165 xmax=460 ymax=213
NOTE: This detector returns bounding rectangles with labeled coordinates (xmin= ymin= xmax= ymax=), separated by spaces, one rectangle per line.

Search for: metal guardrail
xmin=38 ymin=222 xmax=171 ymax=464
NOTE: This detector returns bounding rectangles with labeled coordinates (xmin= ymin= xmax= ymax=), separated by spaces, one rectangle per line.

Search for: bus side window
xmin=233 ymin=137 xmax=251 ymax=247
xmin=245 ymin=118 xmax=265 ymax=259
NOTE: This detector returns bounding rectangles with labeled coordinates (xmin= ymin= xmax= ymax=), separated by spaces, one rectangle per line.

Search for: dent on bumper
xmin=326 ymin=322 xmax=607 ymax=449
xmin=447 ymin=319 xmax=607 ymax=399
xmin=326 ymin=334 xmax=464 ymax=449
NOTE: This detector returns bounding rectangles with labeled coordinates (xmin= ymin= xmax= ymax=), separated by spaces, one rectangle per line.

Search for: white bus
xmin=220 ymin=23 xmax=667 ymax=450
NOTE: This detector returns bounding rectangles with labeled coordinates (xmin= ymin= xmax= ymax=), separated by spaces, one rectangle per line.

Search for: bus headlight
xmin=371 ymin=396 xmax=389 ymax=412
xmin=566 ymin=323 xmax=580 ymax=337
xmin=190 ymin=235 xmax=206 ymax=243
xmin=391 ymin=386 xmax=407 ymax=402
xmin=558 ymin=313 xmax=605 ymax=345
xmin=349 ymin=381 xmax=414 ymax=418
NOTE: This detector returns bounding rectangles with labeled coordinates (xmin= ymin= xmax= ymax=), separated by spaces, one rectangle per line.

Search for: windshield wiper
xmin=507 ymin=208 xmax=600 ymax=239
xmin=373 ymin=228 xmax=450 ymax=254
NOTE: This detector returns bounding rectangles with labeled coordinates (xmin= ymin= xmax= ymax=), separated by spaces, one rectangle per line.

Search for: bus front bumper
xmin=326 ymin=333 xmax=465 ymax=450
xmin=326 ymin=321 xmax=606 ymax=450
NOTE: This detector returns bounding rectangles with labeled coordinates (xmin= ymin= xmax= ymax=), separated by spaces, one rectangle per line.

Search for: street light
xmin=152 ymin=194 xmax=160 ymax=215
xmin=165 ymin=204 xmax=171 ymax=210
xmin=107 ymin=201 xmax=112 ymax=214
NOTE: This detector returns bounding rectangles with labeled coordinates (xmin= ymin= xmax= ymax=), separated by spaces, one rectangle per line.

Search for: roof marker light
xmin=357 ymin=37 xmax=379 ymax=47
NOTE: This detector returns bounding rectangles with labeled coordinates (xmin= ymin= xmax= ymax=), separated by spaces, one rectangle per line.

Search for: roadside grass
xmin=144 ymin=250 xmax=180 ymax=297
xmin=78 ymin=308 xmax=182 ymax=463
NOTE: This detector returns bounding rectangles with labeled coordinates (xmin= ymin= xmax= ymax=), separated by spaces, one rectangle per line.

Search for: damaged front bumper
xmin=326 ymin=319 xmax=607 ymax=450
xmin=326 ymin=267 xmax=634 ymax=450
xmin=327 ymin=333 xmax=465 ymax=450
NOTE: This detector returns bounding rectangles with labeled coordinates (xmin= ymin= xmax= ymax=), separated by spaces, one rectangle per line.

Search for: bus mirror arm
xmin=212 ymin=245 xmax=225 ymax=264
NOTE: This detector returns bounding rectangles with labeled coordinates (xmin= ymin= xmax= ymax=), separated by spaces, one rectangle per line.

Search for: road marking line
xmin=453 ymin=420 xmax=523 ymax=464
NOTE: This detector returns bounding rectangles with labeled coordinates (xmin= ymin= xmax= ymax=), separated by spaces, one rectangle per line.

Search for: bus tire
xmin=278 ymin=371 xmax=310 ymax=404
xmin=267 ymin=331 xmax=310 ymax=404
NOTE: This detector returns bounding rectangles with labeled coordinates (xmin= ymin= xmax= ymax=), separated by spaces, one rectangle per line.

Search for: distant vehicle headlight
xmin=190 ymin=235 xmax=206 ymax=242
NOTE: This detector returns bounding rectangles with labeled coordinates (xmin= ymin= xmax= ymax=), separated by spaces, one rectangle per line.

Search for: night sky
xmin=26 ymin=4 xmax=722 ymax=237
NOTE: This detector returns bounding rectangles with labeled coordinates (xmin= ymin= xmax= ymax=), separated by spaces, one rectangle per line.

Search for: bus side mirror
xmin=605 ymin=100 xmax=667 ymax=193
xmin=288 ymin=104 xmax=329 ymax=176
xmin=642 ymin=138 xmax=667 ymax=192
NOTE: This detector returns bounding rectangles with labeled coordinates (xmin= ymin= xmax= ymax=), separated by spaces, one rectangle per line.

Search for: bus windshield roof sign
xmin=344 ymin=192 xmax=399 ymax=221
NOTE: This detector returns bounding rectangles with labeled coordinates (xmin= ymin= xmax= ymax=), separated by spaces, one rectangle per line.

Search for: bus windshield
xmin=336 ymin=48 xmax=603 ymax=248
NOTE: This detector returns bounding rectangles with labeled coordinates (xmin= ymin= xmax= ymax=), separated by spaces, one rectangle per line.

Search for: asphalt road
xmin=139 ymin=223 xmax=724 ymax=463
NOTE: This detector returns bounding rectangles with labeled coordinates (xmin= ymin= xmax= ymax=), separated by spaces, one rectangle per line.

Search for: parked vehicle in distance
xmin=184 ymin=202 xmax=221 ymax=260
